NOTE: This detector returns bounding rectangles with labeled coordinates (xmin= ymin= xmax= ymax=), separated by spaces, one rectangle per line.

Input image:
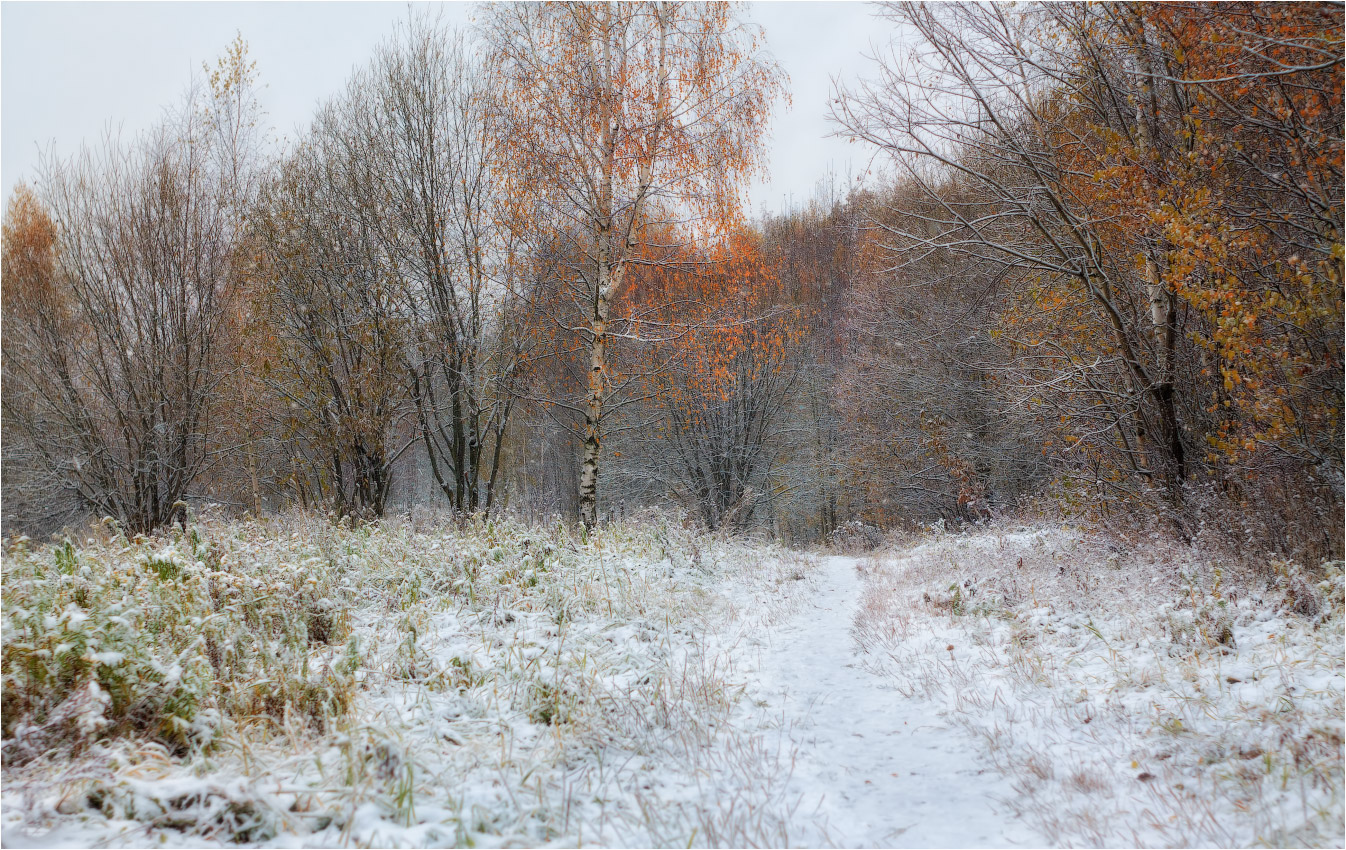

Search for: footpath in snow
xmin=740 ymin=555 xmax=1036 ymax=848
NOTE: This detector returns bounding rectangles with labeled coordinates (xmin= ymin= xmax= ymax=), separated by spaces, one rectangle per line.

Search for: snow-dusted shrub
xmin=1163 ymin=601 xmax=1237 ymax=650
xmin=2 ymin=523 xmax=359 ymax=759
xmin=829 ymin=519 xmax=883 ymax=553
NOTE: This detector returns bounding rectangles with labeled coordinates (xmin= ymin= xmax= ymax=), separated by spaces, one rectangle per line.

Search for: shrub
xmin=2 ymin=521 xmax=357 ymax=758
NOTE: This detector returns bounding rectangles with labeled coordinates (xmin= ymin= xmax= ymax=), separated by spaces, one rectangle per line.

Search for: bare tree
xmin=248 ymin=100 xmax=417 ymax=519
xmin=613 ymin=232 xmax=805 ymax=531
xmin=369 ymin=16 xmax=523 ymax=515
xmin=2 ymin=51 xmax=259 ymax=534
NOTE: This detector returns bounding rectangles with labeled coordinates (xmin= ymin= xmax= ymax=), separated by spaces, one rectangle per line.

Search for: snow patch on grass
xmin=3 ymin=512 xmax=818 ymax=848
xmin=854 ymin=525 xmax=1345 ymax=847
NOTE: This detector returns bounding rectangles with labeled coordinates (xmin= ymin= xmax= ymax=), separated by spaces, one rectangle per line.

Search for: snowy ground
xmin=734 ymin=555 xmax=1036 ymax=847
xmin=3 ymin=516 xmax=1341 ymax=847
xmin=2 ymin=513 xmax=828 ymax=848
xmin=854 ymin=527 xmax=1345 ymax=848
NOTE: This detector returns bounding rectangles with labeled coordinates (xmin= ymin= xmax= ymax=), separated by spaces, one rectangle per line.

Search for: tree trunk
xmin=579 ymin=281 xmax=610 ymax=529
xmin=1144 ymin=253 xmax=1186 ymax=497
xmin=579 ymin=5 xmax=619 ymax=531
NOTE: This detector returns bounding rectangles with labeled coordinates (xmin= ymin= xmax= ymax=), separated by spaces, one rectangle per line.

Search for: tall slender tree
xmin=370 ymin=16 xmax=522 ymax=514
xmin=483 ymin=1 xmax=783 ymax=527
xmin=248 ymin=93 xmax=412 ymax=519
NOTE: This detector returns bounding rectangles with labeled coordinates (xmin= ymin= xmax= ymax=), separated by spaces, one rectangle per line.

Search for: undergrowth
xmin=2 ymin=510 xmax=816 ymax=847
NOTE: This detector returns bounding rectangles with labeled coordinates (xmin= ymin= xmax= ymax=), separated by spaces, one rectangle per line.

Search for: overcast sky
xmin=1 ymin=1 xmax=895 ymax=215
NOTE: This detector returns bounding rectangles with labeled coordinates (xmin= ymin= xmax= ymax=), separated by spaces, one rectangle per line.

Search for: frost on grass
xmin=1 ymin=512 xmax=817 ymax=848
xmin=855 ymin=526 xmax=1345 ymax=848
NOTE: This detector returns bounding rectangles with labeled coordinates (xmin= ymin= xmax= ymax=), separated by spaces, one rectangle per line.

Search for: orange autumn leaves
xmin=482 ymin=2 xmax=785 ymax=527
xmin=623 ymin=229 xmax=804 ymax=420
xmin=1018 ymin=2 xmax=1342 ymax=480
xmin=1133 ymin=3 xmax=1343 ymax=469
xmin=1 ymin=186 xmax=62 ymax=332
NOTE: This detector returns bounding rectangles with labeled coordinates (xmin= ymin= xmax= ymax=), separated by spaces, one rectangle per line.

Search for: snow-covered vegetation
xmin=1 ymin=512 xmax=819 ymax=847
xmin=856 ymin=527 xmax=1346 ymax=847
xmin=3 ymin=514 xmax=1343 ymax=848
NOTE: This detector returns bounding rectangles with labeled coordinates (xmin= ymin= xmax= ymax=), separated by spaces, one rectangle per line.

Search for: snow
xmin=853 ymin=527 xmax=1345 ymax=847
xmin=737 ymin=555 xmax=1037 ymax=847
xmin=3 ymin=518 xmax=826 ymax=848
xmin=3 ymin=518 xmax=1341 ymax=847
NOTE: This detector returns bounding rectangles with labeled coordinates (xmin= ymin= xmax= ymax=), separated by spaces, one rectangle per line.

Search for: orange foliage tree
xmin=1117 ymin=3 xmax=1342 ymax=482
xmin=1 ymin=187 xmax=81 ymax=530
xmin=483 ymin=1 xmax=783 ymax=527
xmin=836 ymin=2 xmax=1341 ymax=553
xmin=621 ymin=229 xmax=805 ymax=529
xmin=1029 ymin=2 xmax=1343 ymax=537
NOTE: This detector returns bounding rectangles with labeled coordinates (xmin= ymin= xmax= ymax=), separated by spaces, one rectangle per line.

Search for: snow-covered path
xmin=745 ymin=555 xmax=1034 ymax=848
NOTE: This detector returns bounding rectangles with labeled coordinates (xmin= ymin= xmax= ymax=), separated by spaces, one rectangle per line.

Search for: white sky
xmin=1 ymin=1 xmax=895 ymax=215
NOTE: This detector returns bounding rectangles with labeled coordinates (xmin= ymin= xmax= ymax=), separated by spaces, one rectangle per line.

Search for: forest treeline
xmin=3 ymin=2 xmax=1341 ymax=560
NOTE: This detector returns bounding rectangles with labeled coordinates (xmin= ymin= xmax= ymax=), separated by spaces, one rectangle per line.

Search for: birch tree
xmin=483 ymin=1 xmax=782 ymax=527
